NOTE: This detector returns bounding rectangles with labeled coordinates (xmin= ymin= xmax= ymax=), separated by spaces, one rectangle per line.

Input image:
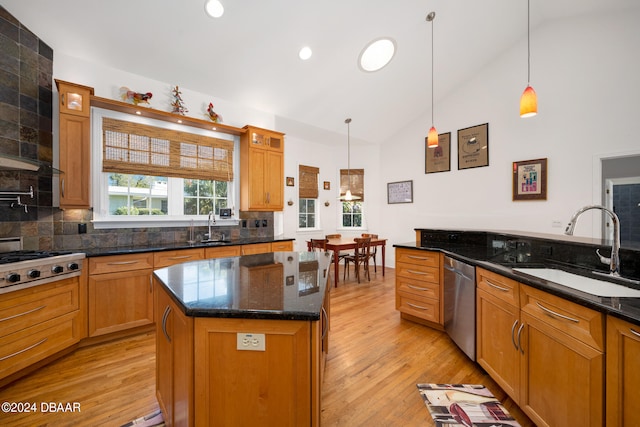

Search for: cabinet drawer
xmin=271 ymin=241 xmax=293 ymax=252
xmin=154 ymin=249 xmax=205 ymax=268
xmin=521 ymin=284 xmax=604 ymax=351
xmin=396 ymin=248 xmax=439 ymax=267
xmin=205 ymin=246 xmax=242 ymax=259
xmin=89 ymin=253 xmax=154 ymax=275
xmin=396 ymin=275 xmax=440 ymax=299
xmin=0 ymin=311 xmax=81 ymax=380
xmin=396 ymin=262 xmax=439 ymax=284
xmin=241 ymin=243 xmax=272 ymax=255
xmin=0 ymin=278 xmax=79 ymax=339
xmin=476 ymin=267 xmax=519 ymax=306
xmin=396 ymin=292 xmax=439 ymax=323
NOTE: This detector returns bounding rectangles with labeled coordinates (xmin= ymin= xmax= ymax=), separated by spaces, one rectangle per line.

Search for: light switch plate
xmin=236 ymin=333 xmax=266 ymax=351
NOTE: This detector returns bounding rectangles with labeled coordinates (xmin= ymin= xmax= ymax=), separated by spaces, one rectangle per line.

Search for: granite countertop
xmin=394 ymin=240 xmax=640 ymax=326
xmin=83 ymin=236 xmax=294 ymax=257
xmin=153 ymin=251 xmax=332 ymax=321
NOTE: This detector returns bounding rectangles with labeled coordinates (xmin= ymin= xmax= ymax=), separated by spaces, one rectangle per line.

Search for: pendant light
xmin=520 ymin=0 xmax=538 ymax=118
xmin=341 ymin=118 xmax=360 ymax=201
xmin=426 ymin=12 xmax=438 ymax=148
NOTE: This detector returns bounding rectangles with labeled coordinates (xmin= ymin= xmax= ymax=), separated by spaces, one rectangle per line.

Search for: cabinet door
xmin=56 ymin=80 xmax=92 ymax=116
xmin=606 ymin=315 xmax=640 ymax=427
xmin=241 ymin=243 xmax=272 ymax=255
xmin=272 ymin=241 xmax=293 ymax=252
xmin=156 ymin=287 xmax=174 ymax=425
xmin=88 ymin=269 xmax=154 ymax=336
xmin=265 ymin=150 xmax=284 ymax=209
xmin=520 ymin=312 xmax=604 ymax=427
xmin=476 ymin=287 xmax=521 ymax=403
xmin=59 ymin=114 xmax=91 ymax=208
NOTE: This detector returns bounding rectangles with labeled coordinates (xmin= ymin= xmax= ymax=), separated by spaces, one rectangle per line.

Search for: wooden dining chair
xmin=325 ymin=234 xmax=350 ymax=272
xmin=361 ymin=233 xmax=378 ymax=273
xmin=309 ymin=238 xmax=328 ymax=252
xmin=343 ymin=237 xmax=371 ymax=283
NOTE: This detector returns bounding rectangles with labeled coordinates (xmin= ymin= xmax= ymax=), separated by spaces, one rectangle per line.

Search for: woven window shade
xmin=299 ymin=165 xmax=319 ymax=199
xmin=102 ymin=117 xmax=234 ymax=181
xmin=339 ymin=169 xmax=364 ymax=201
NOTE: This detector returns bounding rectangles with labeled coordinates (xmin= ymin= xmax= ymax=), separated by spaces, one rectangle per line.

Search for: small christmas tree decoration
xmin=171 ymin=85 xmax=188 ymax=115
xmin=207 ymin=102 xmax=222 ymax=123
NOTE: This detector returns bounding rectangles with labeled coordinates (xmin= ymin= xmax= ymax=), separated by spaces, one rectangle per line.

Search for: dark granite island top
xmin=153 ymin=250 xmax=332 ymax=320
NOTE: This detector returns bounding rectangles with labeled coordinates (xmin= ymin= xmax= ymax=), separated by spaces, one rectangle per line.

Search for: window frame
xmin=298 ymin=198 xmax=319 ymax=230
xmin=90 ymin=108 xmax=240 ymax=229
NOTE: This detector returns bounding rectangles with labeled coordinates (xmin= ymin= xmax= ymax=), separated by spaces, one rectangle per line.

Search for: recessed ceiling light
xmin=204 ymin=0 xmax=224 ymax=18
xmin=358 ymin=38 xmax=396 ymax=72
xmin=299 ymin=46 xmax=312 ymax=60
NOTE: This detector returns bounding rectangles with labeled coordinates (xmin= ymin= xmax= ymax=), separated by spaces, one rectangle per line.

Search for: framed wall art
xmin=387 ymin=180 xmax=413 ymax=204
xmin=323 ymin=181 xmax=331 ymax=190
xmin=457 ymin=123 xmax=489 ymax=170
xmin=425 ymin=132 xmax=451 ymax=174
xmin=286 ymin=177 xmax=295 ymax=186
xmin=512 ymin=158 xmax=547 ymax=201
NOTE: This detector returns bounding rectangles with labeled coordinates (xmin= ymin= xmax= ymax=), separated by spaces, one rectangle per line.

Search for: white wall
xmin=377 ymin=9 xmax=640 ymax=266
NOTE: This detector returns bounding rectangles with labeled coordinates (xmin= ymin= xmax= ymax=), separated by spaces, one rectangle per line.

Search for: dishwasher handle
xmin=443 ymin=263 xmax=474 ymax=282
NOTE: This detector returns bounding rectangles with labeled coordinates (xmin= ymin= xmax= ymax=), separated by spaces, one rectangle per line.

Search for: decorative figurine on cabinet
xmin=170 ymin=85 xmax=188 ymax=115
xmin=120 ymin=87 xmax=153 ymax=105
xmin=207 ymin=102 xmax=222 ymax=123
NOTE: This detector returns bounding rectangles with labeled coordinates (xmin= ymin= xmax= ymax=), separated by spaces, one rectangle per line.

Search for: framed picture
xmin=425 ymin=132 xmax=451 ymax=174
xmin=387 ymin=180 xmax=413 ymax=204
xmin=323 ymin=181 xmax=330 ymax=190
xmin=513 ymin=158 xmax=547 ymax=201
xmin=286 ymin=177 xmax=295 ymax=186
xmin=458 ymin=123 xmax=489 ymax=170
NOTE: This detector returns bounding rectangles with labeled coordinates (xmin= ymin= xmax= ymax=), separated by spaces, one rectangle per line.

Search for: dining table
xmin=306 ymin=236 xmax=387 ymax=287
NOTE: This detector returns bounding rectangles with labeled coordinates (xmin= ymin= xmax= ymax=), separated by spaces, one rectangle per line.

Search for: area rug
xmin=417 ymin=383 xmax=521 ymax=427
xmin=120 ymin=409 xmax=165 ymax=427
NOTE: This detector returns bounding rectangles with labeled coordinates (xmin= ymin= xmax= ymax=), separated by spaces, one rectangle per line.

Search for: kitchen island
xmin=152 ymin=251 xmax=331 ymax=427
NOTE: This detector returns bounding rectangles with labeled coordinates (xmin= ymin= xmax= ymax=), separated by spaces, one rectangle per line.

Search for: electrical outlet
xmin=254 ymin=220 xmax=261 ymax=228
xmin=237 ymin=333 xmax=265 ymax=351
xmin=262 ymin=219 xmax=268 ymax=227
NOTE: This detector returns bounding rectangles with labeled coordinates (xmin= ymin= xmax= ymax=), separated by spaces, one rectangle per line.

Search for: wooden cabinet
xmin=476 ymin=267 xmax=604 ymax=426
xmin=156 ymin=281 xmax=194 ymax=427
xmin=271 ymin=240 xmax=294 ymax=252
xmin=205 ymin=245 xmax=242 ymax=259
xmin=154 ymin=248 xmax=204 ymax=268
xmin=606 ymin=315 xmax=640 ymax=427
xmin=55 ymin=80 xmax=93 ymax=209
xmin=87 ymin=253 xmax=154 ymax=337
xmin=395 ymin=248 xmax=442 ymax=326
xmin=240 ymin=125 xmax=285 ymax=211
xmin=241 ymin=242 xmax=272 ymax=255
xmin=0 ymin=278 xmax=83 ymax=385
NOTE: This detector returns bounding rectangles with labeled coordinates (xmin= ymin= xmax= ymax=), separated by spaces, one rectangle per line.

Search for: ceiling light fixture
xmin=341 ymin=118 xmax=360 ymax=201
xmin=299 ymin=46 xmax=312 ymax=60
xmin=204 ymin=0 xmax=224 ymax=18
xmin=426 ymin=12 xmax=438 ymax=148
xmin=358 ymin=38 xmax=396 ymax=72
xmin=520 ymin=0 xmax=537 ymax=118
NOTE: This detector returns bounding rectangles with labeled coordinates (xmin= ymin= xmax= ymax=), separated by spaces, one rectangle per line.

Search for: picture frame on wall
xmin=387 ymin=180 xmax=413 ymax=204
xmin=286 ymin=177 xmax=295 ymax=186
xmin=512 ymin=158 xmax=548 ymax=201
xmin=457 ymin=123 xmax=489 ymax=170
xmin=425 ymin=132 xmax=451 ymax=174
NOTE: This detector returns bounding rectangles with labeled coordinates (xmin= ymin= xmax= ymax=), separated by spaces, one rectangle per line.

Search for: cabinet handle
xmin=0 ymin=305 xmax=45 ymax=323
xmin=107 ymin=260 xmax=139 ymax=265
xmin=406 ymin=269 xmax=428 ymax=276
xmin=0 ymin=338 xmax=47 ymax=362
xmin=407 ymin=302 xmax=429 ymax=311
xmin=484 ymin=279 xmax=510 ymax=292
xmin=517 ymin=323 xmax=525 ymax=354
xmin=511 ymin=320 xmax=519 ymax=350
xmin=61 ymin=93 xmax=65 ymax=106
xmin=61 ymin=178 xmax=65 ymax=197
xmin=149 ymin=276 xmax=153 ymax=293
xmin=407 ymin=255 xmax=430 ymax=261
xmin=630 ymin=328 xmax=640 ymax=338
xmin=535 ymin=302 xmax=579 ymax=323
xmin=407 ymin=284 xmax=429 ymax=291
xmin=161 ymin=305 xmax=171 ymax=343
xmin=321 ymin=307 xmax=329 ymax=340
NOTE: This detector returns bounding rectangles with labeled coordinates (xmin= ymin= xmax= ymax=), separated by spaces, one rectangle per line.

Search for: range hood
xmin=0 ymin=154 xmax=61 ymax=174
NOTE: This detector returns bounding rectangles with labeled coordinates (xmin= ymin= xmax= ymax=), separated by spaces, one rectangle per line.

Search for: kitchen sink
xmin=201 ymin=240 xmax=231 ymax=245
xmin=513 ymin=268 xmax=640 ymax=298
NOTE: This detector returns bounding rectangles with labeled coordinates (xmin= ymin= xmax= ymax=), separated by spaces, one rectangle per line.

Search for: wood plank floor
xmin=0 ymin=267 xmax=535 ymax=426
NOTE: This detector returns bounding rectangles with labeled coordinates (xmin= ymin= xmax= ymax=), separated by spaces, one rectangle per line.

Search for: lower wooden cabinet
xmin=395 ymin=248 xmax=442 ymax=326
xmin=606 ymin=315 xmax=640 ymax=427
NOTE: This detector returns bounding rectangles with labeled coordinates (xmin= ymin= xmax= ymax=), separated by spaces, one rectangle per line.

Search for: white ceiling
xmin=2 ymin=0 xmax=637 ymax=143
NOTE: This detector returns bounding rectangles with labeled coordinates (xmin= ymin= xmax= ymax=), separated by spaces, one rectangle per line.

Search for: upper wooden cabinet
xmin=55 ymin=80 xmax=94 ymax=209
xmin=240 ymin=125 xmax=284 ymax=211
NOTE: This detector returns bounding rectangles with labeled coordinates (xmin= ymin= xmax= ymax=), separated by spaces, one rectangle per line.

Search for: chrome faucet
xmin=207 ymin=211 xmax=216 ymax=240
xmin=564 ymin=205 xmax=620 ymax=276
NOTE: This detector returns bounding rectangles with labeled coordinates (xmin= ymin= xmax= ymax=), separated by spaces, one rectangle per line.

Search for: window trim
xmin=91 ymin=108 xmax=240 ymax=229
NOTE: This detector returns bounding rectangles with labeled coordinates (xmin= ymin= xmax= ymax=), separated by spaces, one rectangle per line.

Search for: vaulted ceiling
xmin=2 ymin=0 xmax=637 ymax=143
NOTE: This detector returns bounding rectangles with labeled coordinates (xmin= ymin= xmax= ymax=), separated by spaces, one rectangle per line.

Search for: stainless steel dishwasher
xmin=443 ymin=255 xmax=476 ymax=361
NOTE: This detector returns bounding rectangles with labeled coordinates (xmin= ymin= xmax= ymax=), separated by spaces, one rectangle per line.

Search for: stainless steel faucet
xmin=207 ymin=211 xmax=216 ymax=240
xmin=564 ymin=205 xmax=620 ymax=276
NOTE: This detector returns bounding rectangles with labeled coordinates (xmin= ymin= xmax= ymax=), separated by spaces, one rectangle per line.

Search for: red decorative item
xmin=120 ymin=87 xmax=152 ymax=105
xmin=207 ymin=102 xmax=222 ymax=123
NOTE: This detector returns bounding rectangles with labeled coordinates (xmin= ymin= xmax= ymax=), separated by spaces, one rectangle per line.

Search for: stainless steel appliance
xmin=443 ymin=255 xmax=476 ymax=361
xmin=0 ymin=249 xmax=85 ymax=295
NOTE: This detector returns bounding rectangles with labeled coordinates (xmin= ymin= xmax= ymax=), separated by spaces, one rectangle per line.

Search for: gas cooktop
xmin=0 ymin=250 xmax=74 ymax=264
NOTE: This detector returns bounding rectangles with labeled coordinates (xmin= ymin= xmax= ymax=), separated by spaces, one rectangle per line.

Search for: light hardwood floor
xmin=0 ymin=267 xmax=534 ymax=426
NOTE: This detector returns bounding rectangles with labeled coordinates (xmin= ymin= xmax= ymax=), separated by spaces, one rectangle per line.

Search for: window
xmin=92 ymin=109 xmax=238 ymax=227
xmin=298 ymin=165 xmax=319 ymax=230
xmin=339 ymin=168 xmax=365 ymax=229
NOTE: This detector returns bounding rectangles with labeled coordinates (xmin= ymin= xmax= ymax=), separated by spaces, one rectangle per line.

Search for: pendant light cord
xmin=431 ymin=16 xmax=435 ymax=125
xmin=527 ymin=0 xmax=531 ymax=85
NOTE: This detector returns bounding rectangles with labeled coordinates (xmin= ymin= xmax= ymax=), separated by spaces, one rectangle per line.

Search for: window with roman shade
xmin=299 ymin=164 xmax=319 ymax=229
xmin=339 ymin=169 xmax=364 ymax=201
xmin=102 ymin=117 xmax=233 ymax=182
